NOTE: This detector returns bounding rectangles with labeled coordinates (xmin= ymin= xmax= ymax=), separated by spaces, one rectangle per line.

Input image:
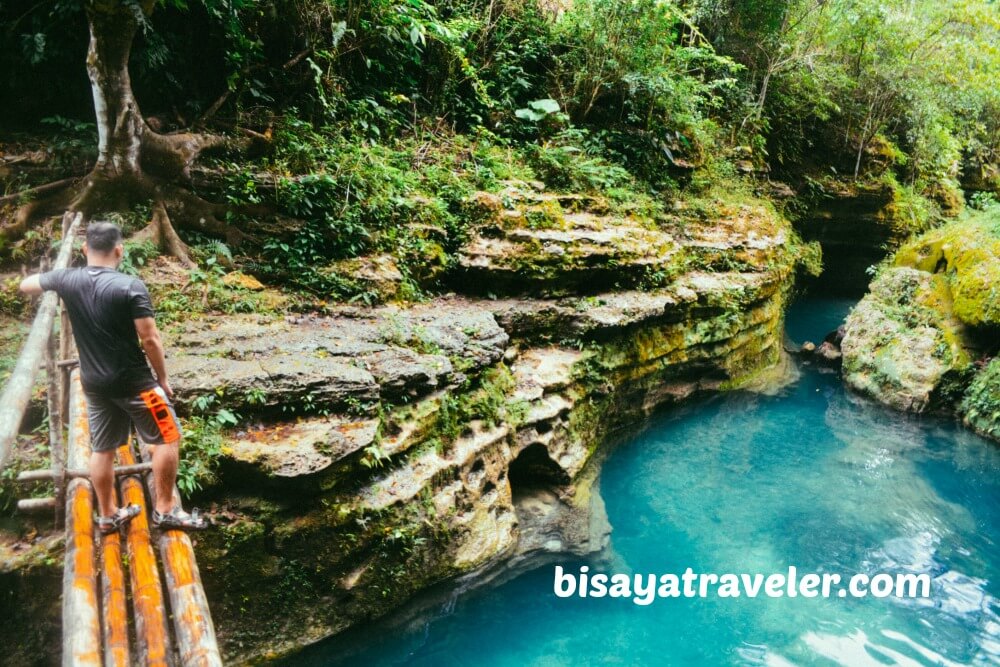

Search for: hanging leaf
xmin=528 ymin=99 xmax=561 ymax=114
xmin=515 ymin=108 xmax=546 ymax=121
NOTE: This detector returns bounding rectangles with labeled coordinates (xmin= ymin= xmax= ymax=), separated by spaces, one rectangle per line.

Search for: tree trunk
xmin=2 ymin=1 xmax=256 ymax=257
xmin=85 ymin=2 xmax=150 ymax=182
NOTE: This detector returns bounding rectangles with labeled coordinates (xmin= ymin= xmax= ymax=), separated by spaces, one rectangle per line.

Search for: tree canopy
xmin=1 ymin=0 xmax=998 ymax=292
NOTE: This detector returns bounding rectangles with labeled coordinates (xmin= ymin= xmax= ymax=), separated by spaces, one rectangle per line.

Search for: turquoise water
xmin=293 ymin=298 xmax=1000 ymax=666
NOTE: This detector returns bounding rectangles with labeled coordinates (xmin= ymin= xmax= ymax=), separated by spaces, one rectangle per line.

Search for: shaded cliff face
xmin=794 ymin=180 xmax=928 ymax=295
xmin=841 ymin=210 xmax=1000 ymax=439
xmin=0 ymin=185 xmax=812 ymax=664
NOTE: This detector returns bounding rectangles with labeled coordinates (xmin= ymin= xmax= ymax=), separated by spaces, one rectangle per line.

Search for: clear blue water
xmin=292 ymin=298 xmax=1000 ymax=666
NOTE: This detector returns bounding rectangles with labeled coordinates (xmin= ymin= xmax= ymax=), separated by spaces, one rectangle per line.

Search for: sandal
xmin=152 ymin=507 xmax=210 ymax=532
xmin=96 ymin=504 xmax=142 ymax=535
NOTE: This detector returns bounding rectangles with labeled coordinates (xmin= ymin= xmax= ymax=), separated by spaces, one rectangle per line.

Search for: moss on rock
xmin=893 ymin=212 xmax=1000 ymax=328
xmin=842 ymin=208 xmax=1000 ymax=433
xmin=842 ymin=268 xmax=974 ymax=412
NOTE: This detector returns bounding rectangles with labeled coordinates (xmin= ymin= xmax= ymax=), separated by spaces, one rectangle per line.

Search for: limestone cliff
xmin=794 ymin=177 xmax=941 ymax=294
xmin=181 ymin=185 xmax=812 ymax=662
xmin=0 ymin=184 xmax=815 ymax=664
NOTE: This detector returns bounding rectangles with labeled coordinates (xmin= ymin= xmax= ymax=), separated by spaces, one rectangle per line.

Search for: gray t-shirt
xmin=40 ymin=266 xmax=158 ymax=397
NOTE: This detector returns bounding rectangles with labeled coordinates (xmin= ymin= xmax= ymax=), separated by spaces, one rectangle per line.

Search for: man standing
xmin=20 ymin=221 xmax=207 ymax=532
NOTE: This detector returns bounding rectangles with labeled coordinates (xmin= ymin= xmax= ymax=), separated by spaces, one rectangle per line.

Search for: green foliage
xmin=524 ymin=129 xmax=631 ymax=193
xmin=119 ymin=240 xmax=160 ymax=277
xmin=515 ymin=99 xmax=562 ymax=123
xmin=177 ymin=391 xmax=240 ymax=495
xmin=962 ymin=359 xmax=1000 ymax=440
xmin=433 ymin=365 xmax=526 ymax=450
xmin=38 ymin=116 xmax=98 ymax=170
xmin=544 ymin=0 xmax=740 ymax=184
xmin=0 ymin=277 xmax=27 ymax=317
xmin=238 ymin=124 xmax=531 ymax=298
xmin=176 ymin=415 xmax=226 ymax=495
xmin=104 ymin=202 xmax=155 ymax=236
xmin=704 ymin=0 xmax=1000 ymax=186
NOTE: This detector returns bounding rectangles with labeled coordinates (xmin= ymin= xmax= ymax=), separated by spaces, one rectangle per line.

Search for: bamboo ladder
xmin=0 ymin=212 xmax=221 ymax=666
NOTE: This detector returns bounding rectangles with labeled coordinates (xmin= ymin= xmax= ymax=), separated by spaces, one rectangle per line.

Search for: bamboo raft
xmin=1 ymin=212 xmax=221 ymax=666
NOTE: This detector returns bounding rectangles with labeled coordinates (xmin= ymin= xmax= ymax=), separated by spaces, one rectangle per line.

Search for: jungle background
xmin=2 ymin=0 xmax=999 ymax=534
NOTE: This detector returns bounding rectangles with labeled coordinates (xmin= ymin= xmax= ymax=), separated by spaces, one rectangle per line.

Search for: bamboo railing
xmin=0 ymin=212 xmax=82 ymax=473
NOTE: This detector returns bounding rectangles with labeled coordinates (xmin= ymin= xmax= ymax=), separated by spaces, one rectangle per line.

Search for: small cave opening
xmin=507 ymin=443 xmax=570 ymax=499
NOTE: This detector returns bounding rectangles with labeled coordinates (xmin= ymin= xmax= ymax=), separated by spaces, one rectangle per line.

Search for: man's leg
xmin=86 ymin=392 xmax=130 ymax=519
xmin=151 ymin=439 xmax=179 ymax=515
xmin=131 ymin=387 xmax=184 ymax=515
xmin=90 ymin=449 xmax=118 ymax=517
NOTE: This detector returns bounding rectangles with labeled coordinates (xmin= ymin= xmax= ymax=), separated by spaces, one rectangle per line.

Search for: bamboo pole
xmin=139 ymin=442 xmax=223 ymax=667
xmin=59 ymin=213 xmax=74 ymax=425
xmin=16 ymin=462 xmax=153 ymax=482
xmin=0 ymin=211 xmax=82 ymax=469
xmin=100 ymin=526 xmax=131 ymax=667
xmin=18 ymin=497 xmax=57 ymax=512
xmin=46 ymin=295 xmax=65 ymax=526
xmin=62 ymin=369 xmax=101 ymax=667
xmin=117 ymin=443 xmax=173 ymax=667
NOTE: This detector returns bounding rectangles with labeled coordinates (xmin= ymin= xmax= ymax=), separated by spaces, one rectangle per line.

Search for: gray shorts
xmin=85 ymin=386 xmax=183 ymax=453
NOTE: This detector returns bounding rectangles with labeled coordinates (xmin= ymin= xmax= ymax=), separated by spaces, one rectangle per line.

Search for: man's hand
xmin=18 ymin=275 xmax=43 ymax=296
xmin=135 ymin=316 xmax=173 ymax=399
xmin=159 ymin=379 xmax=174 ymax=401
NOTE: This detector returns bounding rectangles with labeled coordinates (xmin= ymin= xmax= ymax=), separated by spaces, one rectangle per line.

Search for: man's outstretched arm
xmin=135 ymin=316 xmax=173 ymax=400
xmin=18 ymin=275 xmax=43 ymax=296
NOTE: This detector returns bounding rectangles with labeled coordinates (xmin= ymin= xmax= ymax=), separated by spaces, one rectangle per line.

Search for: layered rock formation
xmin=795 ymin=179 xmax=927 ymax=294
xmin=185 ymin=187 xmax=813 ymax=662
xmin=0 ymin=185 xmax=815 ymax=663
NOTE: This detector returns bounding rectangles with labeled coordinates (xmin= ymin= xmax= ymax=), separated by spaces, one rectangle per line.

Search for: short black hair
xmin=86 ymin=220 xmax=124 ymax=253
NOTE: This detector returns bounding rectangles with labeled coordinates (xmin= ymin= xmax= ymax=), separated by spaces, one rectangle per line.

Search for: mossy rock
xmin=894 ymin=212 xmax=1000 ymax=328
xmin=323 ymin=255 xmax=405 ymax=302
xmin=841 ymin=267 xmax=974 ymax=412
xmin=923 ymin=179 xmax=964 ymax=218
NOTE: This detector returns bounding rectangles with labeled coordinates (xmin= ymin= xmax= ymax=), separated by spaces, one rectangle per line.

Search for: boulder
xmin=322 ymin=254 xmax=405 ymax=301
xmin=841 ymin=268 xmax=973 ymax=412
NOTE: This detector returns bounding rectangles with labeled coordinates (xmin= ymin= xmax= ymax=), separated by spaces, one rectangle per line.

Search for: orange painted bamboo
xmin=63 ymin=370 xmax=101 ymax=667
xmin=100 ymin=528 xmax=130 ymax=667
xmin=138 ymin=444 xmax=223 ymax=666
xmin=117 ymin=443 xmax=173 ymax=667
xmin=158 ymin=528 xmax=223 ymax=666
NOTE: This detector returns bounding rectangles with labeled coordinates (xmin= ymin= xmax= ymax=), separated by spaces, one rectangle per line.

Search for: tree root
xmin=1 ymin=124 xmax=266 ymax=265
xmin=140 ymin=125 xmax=265 ymax=184
xmin=130 ymin=200 xmax=196 ymax=268
xmin=1 ymin=170 xmax=247 ymax=263
xmin=0 ymin=177 xmax=80 ymax=207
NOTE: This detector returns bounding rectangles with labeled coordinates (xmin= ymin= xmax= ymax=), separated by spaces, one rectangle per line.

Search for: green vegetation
xmin=3 ymin=0 xmax=995 ymax=306
xmin=178 ymin=393 xmax=240 ymax=494
xmin=962 ymin=359 xmax=1000 ymax=439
